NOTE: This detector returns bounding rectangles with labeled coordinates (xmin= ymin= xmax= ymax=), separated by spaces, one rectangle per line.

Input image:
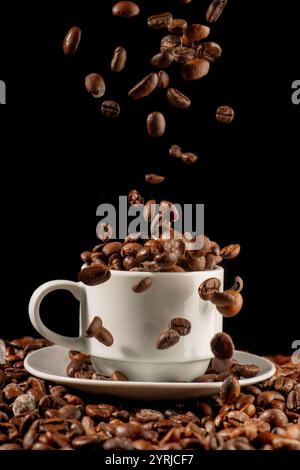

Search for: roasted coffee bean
xmin=121 ymin=243 xmax=143 ymax=257
xmin=216 ymin=105 xmax=235 ymax=124
xmin=80 ymin=251 xmax=92 ymax=263
xmin=221 ymin=375 xmax=241 ymax=404
xmin=142 ymin=260 xmax=160 ymax=272
xmin=147 ymin=12 xmax=172 ymax=29
xmin=183 ymin=24 xmax=210 ymax=45
xmin=179 ymin=0 xmax=193 ymax=4
xmin=173 ymin=46 xmax=195 ymax=64
xmin=85 ymin=73 xmax=106 ymax=98
xmin=160 ymin=35 xmax=182 ymax=52
xmin=211 ymin=332 xmax=234 ymax=359
xmin=230 ymin=276 xmax=244 ymax=292
xmin=131 ymin=277 xmax=153 ymax=293
xmin=0 ymin=370 xmax=7 ymax=387
xmin=63 ymin=26 xmax=81 ymax=56
xmin=103 ymin=241 xmax=123 ymax=257
xmin=111 ymin=371 xmax=129 ymax=381
xmin=128 ymin=73 xmax=158 ymax=100
xmin=155 ymin=252 xmax=178 ymax=269
xmin=211 ymin=357 xmax=233 ymax=373
xmin=85 ymin=316 xmax=103 ymax=338
xmin=145 ymin=173 xmax=165 ymax=184
xmin=257 ymin=391 xmax=285 ymax=407
xmin=181 ymin=58 xmax=210 ymax=81
xmin=193 ymin=373 xmax=218 ymax=383
xmin=146 ymin=111 xmax=166 ymax=137
xmin=181 ymin=152 xmax=198 ymax=164
xmin=112 ymin=1 xmax=140 ymax=17
xmin=123 ymin=256 xmax=138 ymax=271
xmin=168 ymin=19 xmax=187 ymax=35
xmin=103 ymin=436 xmax=134 ymax=450
xmin=206 ymin=0 xmax=228 ymax=23
xmin=167 ymin=88 xmax=191 ymax=109
xmin=274 ymin=377 xmax=295 ymax=394
xmin=12 ymin=394 xmax=36 ymax=416
xmin=163 ymin=239 xmax=186 ymax=258
xmin=150 ymin=51 xmax=174 ymax=68
xmin=169 ymin=318 xmax=191 ymax=336
xmin=157 ymin=70 xmax=170 ymax=88
xmin=198 ymin=277 xmax=221 ymax=301
xmin=111 ymin=46 xmax=127 ymax=72
xmin=156 ymin=329 xmax=180 ymax=350
xmin=259 ymin=409 xmax=288 ymax=428
xmin=187 ymin=255 xmax=206 ymax=271
xmin=101 ymin=100 xmax=120 ymax=118
xmin=196 ymin=42 xmax=222 ymax=61
xmin=136 ymin=409 xmax=164 ymax=423
xmin=66 ymin=360 xmax=85 ymax=378
xmin=108 ymin=253 xmax=123 ymax=270
xmin=96 ymin=223 xmax=113 ymax=242
xmin=94 ymin=326 xmax=114 ymax=347
xmin=169 ymin=144 xmax=182 ymax=158
xmin=220 ymin=243 xmax=240 ymax=259
xmin=211 ymin=290 xmax=243 ymax=317
xmin=128 ymin=189 xmax=144 ymax=205
xmin=78 ymin=264 xmax=111 ymax=286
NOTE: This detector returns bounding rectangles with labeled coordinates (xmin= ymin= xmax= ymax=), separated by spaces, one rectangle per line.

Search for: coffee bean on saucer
xmin=79 ymin=264 xmax=111 ymax=286
xmin=173 ymin=46 xmax=195 ymax=64
xmin=157 ymin=71 xmax=170 ymax=88
xmin=156 ymin=329 xmax=180 ymax=350
xmin=111 ymin=46 xmax=127 ymax=72
xmin=206 ymin=0 xmax=228 ymax=23
xmin=198 ymin=277 xmax=221 ymax=301
xmin=85 ymin=73 xmax=106 ymax=98
xmin=196 ymin=42 xmax=222 ymax=61
xmin=168 ymin=19 xmax=187 ymax=35
xmin=101 ymin=100 xmax=120 ymax=118
xmin=210 ymin=332 xmax=234 ymax=359
xmin=150 ymin=52 xmax=174 ymax=68
xmin=169 ymin=318 xmax=191 ymax=336
xmin=182 ymin=24 xmax=210 ymax=46
xmin=145 ymin=174 xmax=165 ymax=184
xmin=220 ymin=375 xmax=241 ymax=404
xmin=193 ymin=373 xmax=218 ymax=382
xmin=211 ymin=357 xmax=233 ymax=373
xmin=231 ymin=363 xmax=260 ymax=378
xmin=160 ymin=35 xmax=182 ymax=52
xmin=111 ymin=371 xmax=129 ymax=381
xmin=128 ymin=72 xmax=158 ymax=100
xmin=86 ymin=316 xmax=103 ymax=338
xmin=131 ymin=277 xmax=153 ymax=293
xmin=167 ymin=88 xmax=191 ymax=109
xmin=216 ymin=105 xmax=235 ymax=123
xmin=146 ymin=112 xmax=166 ymax=137
xmin=181 ymin=58 xmax=210 ymax=81
xmin=63 ymin=26 xmax=81 ymax=56
xmin=169 ymin=144 xmax=182 ymax=158
xmin=147 ymin=12 xmax=172 ymax=29
xmin=112 ymin=1 xmax=140 ymax=18
xmin=181 ymin=152 xmax=198 ymax=164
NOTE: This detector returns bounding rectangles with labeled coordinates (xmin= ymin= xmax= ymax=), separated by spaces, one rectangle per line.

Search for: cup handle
xmin=29 ymin=280 xmax=87 ymax=351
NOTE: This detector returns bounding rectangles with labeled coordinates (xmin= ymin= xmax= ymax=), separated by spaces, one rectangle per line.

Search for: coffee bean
xmin=131 ymin=277 xmax=153 ymax=293
xmin=85 ymin=73 xmax=106 ymax=98
xmin=179 ymin=0 xmax=192 ymax=3
xmin=193 ymin=373 xmax=218 ymax=382
xmin=220 ymin=243 xmax=240 ymax=258
xmin=181 ymin=58 xmax=210 ymax=80
xmin=111 ymin=46 xmax=127 ymax=72
xmin=168 ymin=19 xmax=187 ymax=35
xmin=206 ymin=0 xmax=228 ymax=23
xmin=147 ymin=12 xmax=172 ymax=29
xmin=128 ymin=72 xmax=158 ymax=100
xmin=156 ymin=330 xmax=180 ymax=350
xmin=167 ymin=88 xmax=191 ymax=109
xmin=220 ymin=375 xmax=241 ymax=404
xmin=157 ymin=71 xmax=170 ymax=88
xmin=211 ymin=357 xmax=233 ymax=373
xmin=108 ymin=253 xmax=123 ymax=270
xmin=231 ymin=364 xmax=260 ymax=379
xmin=169 ymin=144 xmax=182 ymax=158
xmin=145 ymin=174 xmax=165 ymax=184
xmin=78 ymin=264 xmax=111 ymax=286
xmin=12 ymin=394 xmax=36 ymax=417
xmin=121 ymin=242 xmax=143 ymax=257
xmin=160 ymin=35 xmax=182 ymax=52
xmin=111 ymin=371 xmax=129 ymax=381
xmin=181 ymin=152 xmax=198 ymax=164
xmin=150 ymin=51 xmax=174 ymax=68
xmin=187 ymin=255 xmax=206 ymax=271
xmin=211 ymin=291 xmax=243 ymax=317
xmin=216 ymin=105 xmax=235 ymax=123
xmin=101 ymin=100 xmax=120 ymax=118
xmin=85 ymin=316 xmax=103 ymax=338
xmin=182 ymin=24 xmax=210 ymax=45
xmin=128 ymin=189 xmax=144 ymax=205
xmin=210 ymin=332 xmax=234 ymax=359
xmin=123 ymin=256 xmax=138 ymax=271
xmin=63 ymin=26 xmax=81 ymax=56
xmin=169 ymin=318 xmax=191 ymax=336
xmin=173 ymin=46 xmax=195 ymax=64
xmin=230 ymin=276 xmax=244 ymax=292
xmin=198 ymin=277 xmax=221 ymax=301
xmin=112 ymin=1 xmax=140 ymax=18
xmin=103 ymin=241 xmax=123 ymax=257
xmin=94 ymin=326 xmax=114 ymax=347
xmin=155 ymin=252 xmax=178 ymax=269
xmin=196 ymin=42 xmax=222 ymax=61
xmin=146 ymin=112 xmax=166 ymax=137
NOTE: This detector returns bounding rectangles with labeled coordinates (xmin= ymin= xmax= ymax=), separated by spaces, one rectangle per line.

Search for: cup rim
xmin=102 ymin=265 xmax=223 ymax=278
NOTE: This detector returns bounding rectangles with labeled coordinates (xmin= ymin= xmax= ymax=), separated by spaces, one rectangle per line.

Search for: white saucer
xmin=24 ymin=346 xmax=276 ymax=401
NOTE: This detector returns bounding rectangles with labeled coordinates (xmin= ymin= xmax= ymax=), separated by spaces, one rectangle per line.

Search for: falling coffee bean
xmin=198 ymin=277 xmax=221 ymax=301
xmin=63 ymin=26 xmax=81 ymax=56
xmin=210 ymin=332 xmax=234 ymax=359
xmin=101 ymin=100 xmax=120 ymax=118
xmin=95 ymin=326 xmax=114 ymax=347
xmin=230 ymin=276 xmax=244 ymax=292
xmin=173 ymin=46 xmax=195 ymax=64
xmin=146 ymin=112 xmax=166 ymax=137
xmin=128 ymin=189 xmax=144 ymax=205
xmin=169 ymin=318 xmax=191 ymax=336
xmin=220 ymin=244 xmax=240 ymax=259
xmin=145 ymin=174 xmax=165 ymax=184
xmin=196 ymin=42 xmax=222 ymax=61
xmin=160 ymin=35 xmax=182 ymax=52
xmin=183 ymin=24 xmax=210 ymax=45
xmin=169 ymin=144 xmax=182 ymax=158
xmin=167 ymin=88 xmax=191 ymax=109
xmin=112 ymin=1 xmax=140 ymax=18
xmin=179 ymin=0 xmax=192 ymax=3
xmin=206 ymin=0 xmax=228 ymax=23
xmin=86 ymin=316 xmax=103 ymax=338
xmin=187 ymin=255 xmax=206 ymax=271
xmin=78 ymin=264 xmax=111 ymax=286
xmin=85 ymin=73 xmax=106 ymax=98
xmin=181 ymin=152 xmax=198 ymax=164
xmin=147 ymin=12 xmax=172 ymax=29
xmin=156 ymin=329 xmax=180 ymax=350
xmin=168 ymin=19 xmax=187 ymax=35
xmin=220 ymin=375 xmax=241 ymax=404
xmin=211 ymin=290 xmax=243 ymax=317
xmin=150 ymin=52 xmax=174 ymax=68
xmin=131 ymin=277 xmax=153 ymax=293
xmin=157 ymin=71 xmax=170 ymax=88
xmin=181 ymin=59 xmax=210 ymax=81
xmin=216 ymin=105 xmax=235 ymax=123
xmin=111 ymin=371 xmax=129 ymax=381
xmin=111 ymin=46 xmax=127 ymax=72
xmin=128 ymin=73 xmax=158 ymax=100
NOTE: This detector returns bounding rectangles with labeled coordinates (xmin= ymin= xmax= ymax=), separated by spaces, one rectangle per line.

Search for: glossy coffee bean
xmin=198 ymin=277 xmax=221 ymax=301
xmin=147 ymin=12 xmax=172 ymax=29
xmin=131 ymin=277 xmax=153 ymax=293
xmin=103 ymin=242 xmax=123 ymax=257
xmin=145 ymin=174 xmax=165 ymax=184
xmin=111 ymin=46 xmax=127 ymax=72
xmin=181 ymin=152 xmax=198 ymax=164
xmin=211 ymin=290 xmax=243 ymax=317
xmin=206 ymin=0 xmax=228 ymax=23
xmin=156 ymin=330 xmax=180 ymax=350
xmin=230 ymin=276 xmax=244 ymax=292
xmin=220 ymin=244 xmax=240 ymax=259
xmin=169 ymin=318 xmax=191 ymax=336
xmin=146 ymin=112 xmax=166 ymax=137
xmin=181 ymin=58 xmax=210 ymax=81
xmin=160 ymin=35 xmax=182 ymax=52
xmin=121 ymin=243 xmax=143 ymax=257
xmin=78 ymin=264 xmax=111 ymax=286
xmin=157 ymin=71 xmax=170 ymax=88
xmin=128 ymin=189 xmax=144 ymax=205
xmin=196 ymin=42 xmax=222 ymax=61
xmin=210 ymin=332 xmax=234 ymax=359
xmin=101 ymin=100 xmax=120 ymax=118
xmin=85 ymin=316 xmax=103 ymax=338
xmin=111 ymin=371 xmax=129 ymax=381
xmin=169 ymin=144 xmax=182 ymax=158
xmin=173 ymin=46 xmax=195 ymax=64
xmin=179 ymin=0 xmax=192 ymax=3
xmin=123 ymin=256 xmax=138 ymax=271
xmin=187 ymin=255 xmax=206 ymax=271
xmin=182 ymin=24 xmax=210 ymax=45
xmin=63 ymin=26 xmax=81 ymax=56
xmin=155 ymin=252 xmax=178 ymax=269
xmin=85 ymin=73 xmax=106 ymax=98
xmin=150 ymin=52 xmax=174 ymax=68
xmin=128 ymin=73 xmax=158 ymax=100
xmin=216 ymin=106 xmax=235 ymax=123
xmin=211 ymin=357 xmax=233 ymax=373
xmin=112 ymin=1 xmax=140 ymax=18
xmin=94 ymin=326 xmax=114 ymax=347
xmin=167 ymin=88 xmax=191 ymax=109
xmin=220 ymin=375 xmax=241 ymax=404
xmin=168 ymin=19 xmax=187 ymax=35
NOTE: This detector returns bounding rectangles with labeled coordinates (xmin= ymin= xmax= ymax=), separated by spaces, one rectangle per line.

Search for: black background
xmin=0 ymin=0 xmax=299 ymax=354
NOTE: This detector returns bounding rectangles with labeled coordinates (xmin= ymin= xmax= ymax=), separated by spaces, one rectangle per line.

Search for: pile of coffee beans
xmin=0 ymin=338 xmax=299 ymax=450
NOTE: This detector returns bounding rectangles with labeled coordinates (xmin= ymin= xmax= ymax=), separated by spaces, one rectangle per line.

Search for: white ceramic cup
xmin=29 ymin=267 xmax=223 ymax=382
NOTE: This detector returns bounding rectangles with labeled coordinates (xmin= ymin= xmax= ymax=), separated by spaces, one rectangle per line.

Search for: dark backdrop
xmin=0 ymin=0 xmax=299 ymax=354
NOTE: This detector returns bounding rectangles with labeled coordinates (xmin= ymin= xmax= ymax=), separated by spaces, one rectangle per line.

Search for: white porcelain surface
xmin=28 ymin=269 xmax=224 ymax=382
xmin=24 ymin=346 xmax=276 ymax=400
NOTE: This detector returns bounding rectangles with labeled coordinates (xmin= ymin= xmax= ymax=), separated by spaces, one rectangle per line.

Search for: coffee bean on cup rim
xmin=181 ymin=58 xmax=210 ymax=81
xmin=147 ymin=12 xmax=173 ymax=29
xmin=111 ymin=46 xmax=127 ymax=72
xmin=128 ymin=72 xmax=158 ymax=100
xmin=79 ymin=264 xmax=111 ymax=286
xmin=146 ymin=112 xmax=166 ymax=137
xmin=112 ymin=1 xmax=140 ymax=18
xmin=145 ymin=174 xmax=165 ymax=184
xmin=216 ymin=105 xmax=235 ymax=123
xmin=101 ymin=100 xmax=121 ymax=118
xmin=63 ymin=26 xmax=81 ymax=56
xmin=167 ymin=88 xmax=191 ymax=109
xmin=85 ymin=73 xmax=106 ymax=98
xmin=206 ymin=0 xmax=228 ymax=23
